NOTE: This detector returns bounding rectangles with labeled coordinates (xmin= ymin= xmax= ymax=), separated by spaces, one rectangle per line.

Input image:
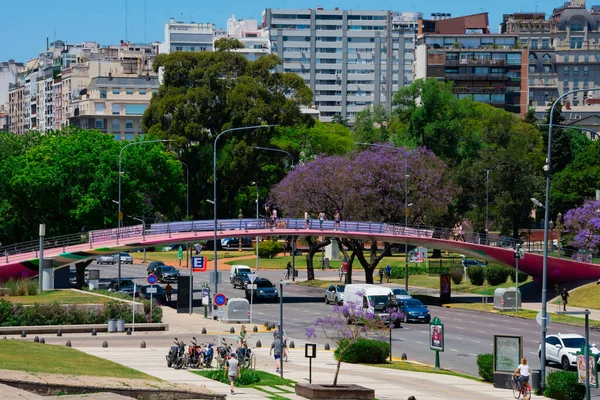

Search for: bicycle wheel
xmin=512 ymin=382 xmax=521 ymax=399
xmin=523 ymin=384 xmax=531 ymax=399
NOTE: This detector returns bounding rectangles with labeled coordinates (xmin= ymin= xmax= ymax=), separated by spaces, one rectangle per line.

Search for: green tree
xmin=352 ymin=105 xmax=391 ymax=144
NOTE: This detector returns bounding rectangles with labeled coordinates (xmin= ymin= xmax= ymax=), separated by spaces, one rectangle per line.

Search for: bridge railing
xmin=0 ymin=232 xmax=88 ymax=263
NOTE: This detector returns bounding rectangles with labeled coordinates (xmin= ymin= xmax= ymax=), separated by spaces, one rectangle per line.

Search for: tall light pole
xmin=180 ymin=161 xmax=189 ymax=220
xmin=250 ymin=146 xmax=295 ymax=169
xmin=540 ymin=87 xmax=600 ymax=389
xmin=537 ymin=124 xmax=598 ymax=140
xmin=213 ymin=125 xmax=278 ymax=298
xmin=485 ymin=169 xmax=490 ymax=245
xmin=356 ymin=142 xmax=410 ymax=290
xmin=252 ymin=181 xmax=259 ymax=272
xmin=118 ymin=139 xmax=172 ymax=289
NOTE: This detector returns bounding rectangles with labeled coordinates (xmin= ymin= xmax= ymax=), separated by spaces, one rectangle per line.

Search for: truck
xmin=343 ymin=284 xmax=402 ymax=327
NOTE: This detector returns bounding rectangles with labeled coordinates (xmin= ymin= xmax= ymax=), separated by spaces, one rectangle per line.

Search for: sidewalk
xmin=77 ymin=306 xmax=550 ymax=400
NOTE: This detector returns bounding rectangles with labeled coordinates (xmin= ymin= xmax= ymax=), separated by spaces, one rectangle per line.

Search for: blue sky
xmin=2 ymin=0 xmax=556 ymax=62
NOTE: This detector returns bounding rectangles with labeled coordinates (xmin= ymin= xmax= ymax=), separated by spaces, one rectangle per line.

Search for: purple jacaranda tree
xmin=270 ymin=147 xmax=457 ymax=281
xmin=563 ymin=199 xmax=600 ymax=255
xmin=306 ymin=294 xmax=403 ymax=386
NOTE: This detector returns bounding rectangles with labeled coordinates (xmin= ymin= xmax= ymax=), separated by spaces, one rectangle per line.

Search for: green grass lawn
xmin=2 ymin=290 xmax=112 ymax=305
xmin=391 ymin=274 xmax=530 ymax=295
xmin=449 ymin=303 xmax=600 ymax=329
xmin=132 ymin=249 xmax=256 ymax=265
xmin=296 ymin=279 xmax=340 ymax=288
xmin=366 ymin=361 xmax=481 ymax=382
xmin=194 ymin=369 xmax=295 ymax=395
xmin=0 ymin=340 xmax=159 ymax=380
xmin=564 ymin=282 xmax=600 ymax=310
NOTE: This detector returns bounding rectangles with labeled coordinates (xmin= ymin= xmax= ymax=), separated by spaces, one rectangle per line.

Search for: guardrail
xmin=0 ymin=218 xmax=594 ymax=265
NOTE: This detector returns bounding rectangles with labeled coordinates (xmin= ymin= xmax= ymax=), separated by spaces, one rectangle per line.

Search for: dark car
xmin=221 ymin=237 xmax=253 ymax=249
xmin=140 ymin=285 xmax=167 ymax=304
xmin=107 ymin=279 xmax=140 ymax=297
xmin=147 ymin=261 xmax=166 ymax=275
xmin=398 ymin=298 xmax=431 ymax=323
xmin=155 ymin=266 xmax=180 ymax=283
xmin=245 ymin=278 xmax=278 ymax=302
xmin=232 ymin=273 xmax=251 ymax=289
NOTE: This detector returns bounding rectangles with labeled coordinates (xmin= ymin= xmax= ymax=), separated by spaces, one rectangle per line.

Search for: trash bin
xmin=530 ymin=369 xmax=541 ymax=392
xmin=324 ymin=258 xmax=330 ymax=269
xmin=294 ymin=270 xmax=299 ymax=277
xmin=108 ymin=318 xmax=117 ymax=333
xmin=116 ymin=319 xmax=125 ymax=332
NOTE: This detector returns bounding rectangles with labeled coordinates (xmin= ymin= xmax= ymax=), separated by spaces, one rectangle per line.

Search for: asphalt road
xmin=90 ymin=260 xmax=600 ymax=380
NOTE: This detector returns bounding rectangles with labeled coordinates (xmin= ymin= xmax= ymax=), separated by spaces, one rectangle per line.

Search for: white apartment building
xmin=219 ymin=15 xmax=270 ymax=60
xmin=263 ymin=7 xmax=410 ymax=122
xmin=159 ymin=18 xmax=216 ymax=54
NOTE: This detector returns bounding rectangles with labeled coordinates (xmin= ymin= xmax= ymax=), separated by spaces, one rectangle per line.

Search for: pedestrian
xmin=379 ymin=267 xmax=384 ymax=284
xmin=165 ymin=283 xmax=172 ymax=302
xmin=272 ymin=208 xmax=278 ymax=228
xmin=304 ymin=209 xmax=310 ymax=229
xmin=453 ymin=224 xmax=459 ymax=241
xmin=270 ymin=338 xmax=284 ymax=373
xmin=339 ymin=265 xmax=344 ymax=282
xmin=385 ymin=264 xmax=392 ymax=283
xmin=458 ymin=223 xmax=464 ymax=242
xmin=318 ymin=211 xmax=326 ymax=230
xmin=238 ymin=325 xmax=247 ymax=347
xmin=224 ymin=352 xmax=240 ymax=395
xmin=264 ymin=204 xmax=271 ymax=228
xmin=286 ymin=262 xmax=292 ymax=280
xmin=273 ymin=323 xmax=285 ymax=340
xmin=561 ymin=287 xmax=569 ymax=311
xmin=334 ymin=209 xmax=341 ymax=231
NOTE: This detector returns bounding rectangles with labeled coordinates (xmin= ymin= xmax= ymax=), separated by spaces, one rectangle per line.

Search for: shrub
xmin=508 ymin=269 xmax=529 ymax=284
xmin=257 ymin=241 xmax=283 ymax=259
xmin=544 ymin=371 xmax=585 ymax=400
xmin=476 ymin=353 xmax=493 ymax=382
xmin=389 ymin=265 xmax=428 ymax=279
xmin=451 ymin=267 xmax=463 ymax=285
xmin=468 ymin=266 xmax=485 ymax=286
xmin=334 ymin=338 xmax=390 ymax=364
xmin=485 ymin=266 xmax=509 ymax=286
xmin=201 ymin=365 xmax=260 ymax=384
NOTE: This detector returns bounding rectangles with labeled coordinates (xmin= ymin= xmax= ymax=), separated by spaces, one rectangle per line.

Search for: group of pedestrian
xmin=452 ymin=223 xmax=465 ymax=241
xmin=263 ymin=204 xmax=279 ymax=229
xmin=303 ymin=209 xmax=342 ymax=230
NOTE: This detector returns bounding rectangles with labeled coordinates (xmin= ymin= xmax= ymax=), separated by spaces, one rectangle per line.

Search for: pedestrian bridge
xmin=0 ymin=218 xmax=598 ymax=282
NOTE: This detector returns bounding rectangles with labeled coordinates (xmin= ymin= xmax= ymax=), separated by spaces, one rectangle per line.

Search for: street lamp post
xmin=356 ymin=142 xmax=410 ymax=290
xmin=118 ymin=139 xmax=172 ymax=290
xmin=485 ymin=170 xmax=490 ymax=245
xmin=252 ymin=182 xmax=259 ymax=272
xmin=540 ymin=87 xmax=600 ymax=389
xmin=250 ymin=146 xmax=294 ymax=169
xmin=537 ymin=124 xmax=598 ymax=140
xmin=213 ymin=125 xmax=277 ymax=299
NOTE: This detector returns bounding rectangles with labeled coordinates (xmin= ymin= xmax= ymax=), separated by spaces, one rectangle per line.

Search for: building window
xmin=112 ymin=119 xmax=120 ymax=132
xmin=544 ymin=65 xmax=550 ymax=73
xmin=139 ymin=89 xmax=147 ymax=95
xmin=543 ymin=54 xmax=551 ymax=63
xmin=530 ymin=39 xmax=538 ymax=49
xmin=529 ymin=54 xmax=535 ymax=62
xmin=190 ymin=47 xmax=195 ymax=51
xmin=125 ymin=133 xmax=134 ymax=141
xmin=541 ymin=38 xmax=550 ymax=49
xmin=529 ymin=66 xmax=535 ymax=73
xmin=100 ymin=89 xmax=107 ymax=99
xmin=112 ymin=103 xmax=121 ymax=115
xmin=95 ymin=119 xmax=104 ymax=129
xmin=570 ymin=20 xmax=585 ymax=32
xmin=584 ymin=66 xmax=589 ymax=75
xmin=570 ymin=37 xmax=583 ymax=49
xmin=574 ymin=66 xmax=579 ymax=75
xmin=125 ymin=120 xmax=134 ymax=131
xmin=564 ymin=66 xmax=569 ymax=74
xmin=114 ymin=133 xmax=121 ymax=141
xmin=125 ymin=104 xmax=148 ymax=115
xmin=95 ymin=103 xmax=105 ymax=114
xmin=112 ymin=89 xmax=120 ymax=95
xmin=175 ymin=46 xmax=183 ymax=51
xmin=126 ymin=89 xmax=134 ymax=95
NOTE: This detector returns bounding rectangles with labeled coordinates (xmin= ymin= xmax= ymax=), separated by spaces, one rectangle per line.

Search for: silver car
xmin=113 ymin=252 xmax=133 ymax=264
xmin=95 ymin=254 xmax=115 ymax=265
xmin=392 ymin=288 xmax=412 ymax=301
xmin=325 ymin=284 xmax=345 ymax=305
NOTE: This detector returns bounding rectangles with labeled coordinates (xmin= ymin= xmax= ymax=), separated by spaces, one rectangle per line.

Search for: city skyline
xmin=2 ymin=0 xmax=555 ymax=62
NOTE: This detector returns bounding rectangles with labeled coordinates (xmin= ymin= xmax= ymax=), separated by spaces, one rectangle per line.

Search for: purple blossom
xmin=563 ymin=200 xmax=600 ymax=254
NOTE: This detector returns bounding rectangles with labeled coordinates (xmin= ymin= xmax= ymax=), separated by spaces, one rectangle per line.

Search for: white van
xmin=344 ymin=284 xmax=399 ymax=324
xmin=229 ymin=265 xmax=253 ymax=282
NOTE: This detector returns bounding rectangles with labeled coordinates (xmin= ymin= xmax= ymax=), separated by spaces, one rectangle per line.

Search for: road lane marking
xmin=450 ymin=349 xmax=458 ymax=352
xmin=415 ymin=341 xmax=424 ymax=344
xmin=473 ymin=340 xmax=482 ymax=343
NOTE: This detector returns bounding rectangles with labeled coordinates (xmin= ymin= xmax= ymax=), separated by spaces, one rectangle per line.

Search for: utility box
xmin=493 ymin=287 xmax=521 ymax=311
xmin=225 ymin=298 xmax=250 ymax=323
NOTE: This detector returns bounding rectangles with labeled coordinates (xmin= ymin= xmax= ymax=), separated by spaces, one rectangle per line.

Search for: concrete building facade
xmin=159 ymin=18 xmax=216 ymax=54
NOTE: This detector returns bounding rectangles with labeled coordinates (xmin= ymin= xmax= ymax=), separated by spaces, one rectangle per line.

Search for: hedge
xmin=469 ymin=266 xmax=485 ymax=286
xmin=544 ymin=371 xmax=585 ymax=400
xmin=451 ymin=267 xmax=464 ymax=285
xmin=0 ymin=298 xmax=162 ymax=326
xmin=389 ymin=265 xmax=428 ymax=279
xmin=258 ymin=241 xmax=283 ymax=259
xmin=476 ymin=353 xmax=493 ymax=382
xmin=484 ymin=266 xmax=509 ymax=286
xmin=334 ymin=338 xmax=390 ymax=364
xmin=508 ymin=269 xmax=529 ymax=284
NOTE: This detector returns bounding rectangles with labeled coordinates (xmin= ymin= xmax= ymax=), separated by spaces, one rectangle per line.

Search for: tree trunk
xmin=336 ymin=238 xmax=355 ymax=284
xmin=306 ymin=237 xmax=331 ymax=281
xmin=341 ymin=239 xmax=391 ymax=284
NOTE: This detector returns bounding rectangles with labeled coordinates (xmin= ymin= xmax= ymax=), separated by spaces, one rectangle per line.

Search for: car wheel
xmin=324 ymin=296 xmax=329 ymax=304
xmin=562 ymin=356 xmax=571 ymax=371
xmin=233 ymin=282 xmax=237 ymax=289
xmin=337 ymin=300 xmax=343 ymax=306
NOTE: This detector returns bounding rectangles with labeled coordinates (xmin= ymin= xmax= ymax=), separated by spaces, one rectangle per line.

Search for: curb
xmin=0 ymin=323 xmax=169 ymax=335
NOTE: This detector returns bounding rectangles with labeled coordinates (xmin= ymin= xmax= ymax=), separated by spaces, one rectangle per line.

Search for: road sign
xmin=536 ymin=311 xmax=551 ymax=326
xmin=247 ymin=272 xmax=257 ymax=283
xmin=214 ymin=293 xmax=227 ymax=306
xmin=147 ymin=274 xmax=158 ymax=285
xmin=146 ymin=286 xmax=157 ymax=294
xmin=177 ymin=245 xmax=183 ymax=260
xmin=213 ymin=310 xmax=226 ymax=317
xmin=192 ymin=256 xmax=207 ymax=272
xmin=246 ymin=284 xmax=257 ymax=290
xmin=118 ymin=211 xmax=123 ymax=221
xmin=209 ymin=271 xmax=222 ymax=284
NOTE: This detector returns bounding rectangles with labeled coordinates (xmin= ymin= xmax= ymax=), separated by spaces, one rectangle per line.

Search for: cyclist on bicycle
xmin=513 ymin=357 xmax=530 ymax=390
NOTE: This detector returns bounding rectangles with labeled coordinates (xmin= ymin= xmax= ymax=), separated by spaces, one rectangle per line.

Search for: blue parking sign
xmin=192 ymin=256 xmax=207 ymax=272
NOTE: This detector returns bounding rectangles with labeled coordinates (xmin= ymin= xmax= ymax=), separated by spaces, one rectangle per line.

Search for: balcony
xmin=446 ymin=73 xmax=507 ymax=80
xmin=446 ymin=59 xmax=506 ymax=66
xmin=454 ymin=86 xmax=507 ymax=94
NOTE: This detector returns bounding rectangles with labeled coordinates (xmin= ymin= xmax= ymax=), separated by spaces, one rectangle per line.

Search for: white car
xmin=539 ymin=333 xmax=599 ymax=371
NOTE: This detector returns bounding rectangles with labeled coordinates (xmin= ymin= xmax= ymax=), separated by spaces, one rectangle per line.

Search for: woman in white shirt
xmin=513 ymin=357 xmax=530 ymax=390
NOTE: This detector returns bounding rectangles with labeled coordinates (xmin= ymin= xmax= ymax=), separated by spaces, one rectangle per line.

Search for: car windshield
xmin=404 ymin=300 xmax=425 ymax=308
xmin=118 ymin=280 xmax=134 ymax=287
xmin=337 ymin=286 xmax=345 ymax=292
xmin=563 ymin=338 xmax=588 ymax=348
xmin=393 ymin=289 xmax=409 ymax=295
xmin=149 ymin=261 xmax=164 ymax=267
xmin=368 ymin=295 xmax=392 ymax=306
xmin=161 ymin=267 xmax=177 ymax=273
xmin=256 ymin=280 xmax=273 ymax=288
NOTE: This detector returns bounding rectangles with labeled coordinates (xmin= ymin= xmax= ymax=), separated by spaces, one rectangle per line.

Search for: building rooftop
xmin=89 ymin=76 xmax=159 ymax=88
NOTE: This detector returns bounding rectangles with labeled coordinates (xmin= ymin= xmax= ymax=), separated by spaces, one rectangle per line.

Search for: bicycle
xmin=283 ymin=270 xmax=291 ymax=280
xmin=512 ymin=376 xmax=531 ymax=399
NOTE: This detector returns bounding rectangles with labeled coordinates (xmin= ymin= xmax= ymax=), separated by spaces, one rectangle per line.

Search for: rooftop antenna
xmin=144 ymin=0 xmax=147 ymax=43
xmin=125 ymin=0 xmax=128 ymax=42
xmin=535 ymin=0 xmax=538 ymax=12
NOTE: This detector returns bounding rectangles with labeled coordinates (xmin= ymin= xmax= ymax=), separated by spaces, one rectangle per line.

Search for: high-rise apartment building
xmin=263 ymin=7 xmax=413 ymax=122
xmin=415 ymin=13 xmax=528 ymax=115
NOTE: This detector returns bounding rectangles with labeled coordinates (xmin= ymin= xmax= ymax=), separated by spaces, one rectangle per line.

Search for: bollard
xmin=21 ymin=331 xmax=26 ymax=338
xmin=253 ymin=326 xmax=258 ymax=332
xmin=57 ymin=329 xmax=62 ymax=337
xmin=324 ymin=343 xmax=330 ymax=350
xmin=92 ymin=329 xmax=97 ymax=336
xmin=201 ymin=327 xmax=207 ymax=334
xmin=66 ymin=341 xmax=72 ymax=347
xmin=140 ymin=341 xmax=146 ymax=348
xmin=255 ymin=340 xmax=262 ymax=348
xmin=102 ymin=341 xmax=108 ymax=348
xmin=401 ymin=353 xmax=408 ymax=360
xmin=34 ymin=336 xmax=39 ymax=343
xmin=230 ymin=327 xmax=235 ymax=334
xmin=126 ymin=328 xmax=132 ymax=335
xmin=289 ymin=341 xmax=295 ymax=349
xmin=266 ymin=325 xmax=271 ymax=331
xmin=264 ymin=321 xmax=269 ymax=327
xmin=39 ymin=338 xmax=45 ymax=344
